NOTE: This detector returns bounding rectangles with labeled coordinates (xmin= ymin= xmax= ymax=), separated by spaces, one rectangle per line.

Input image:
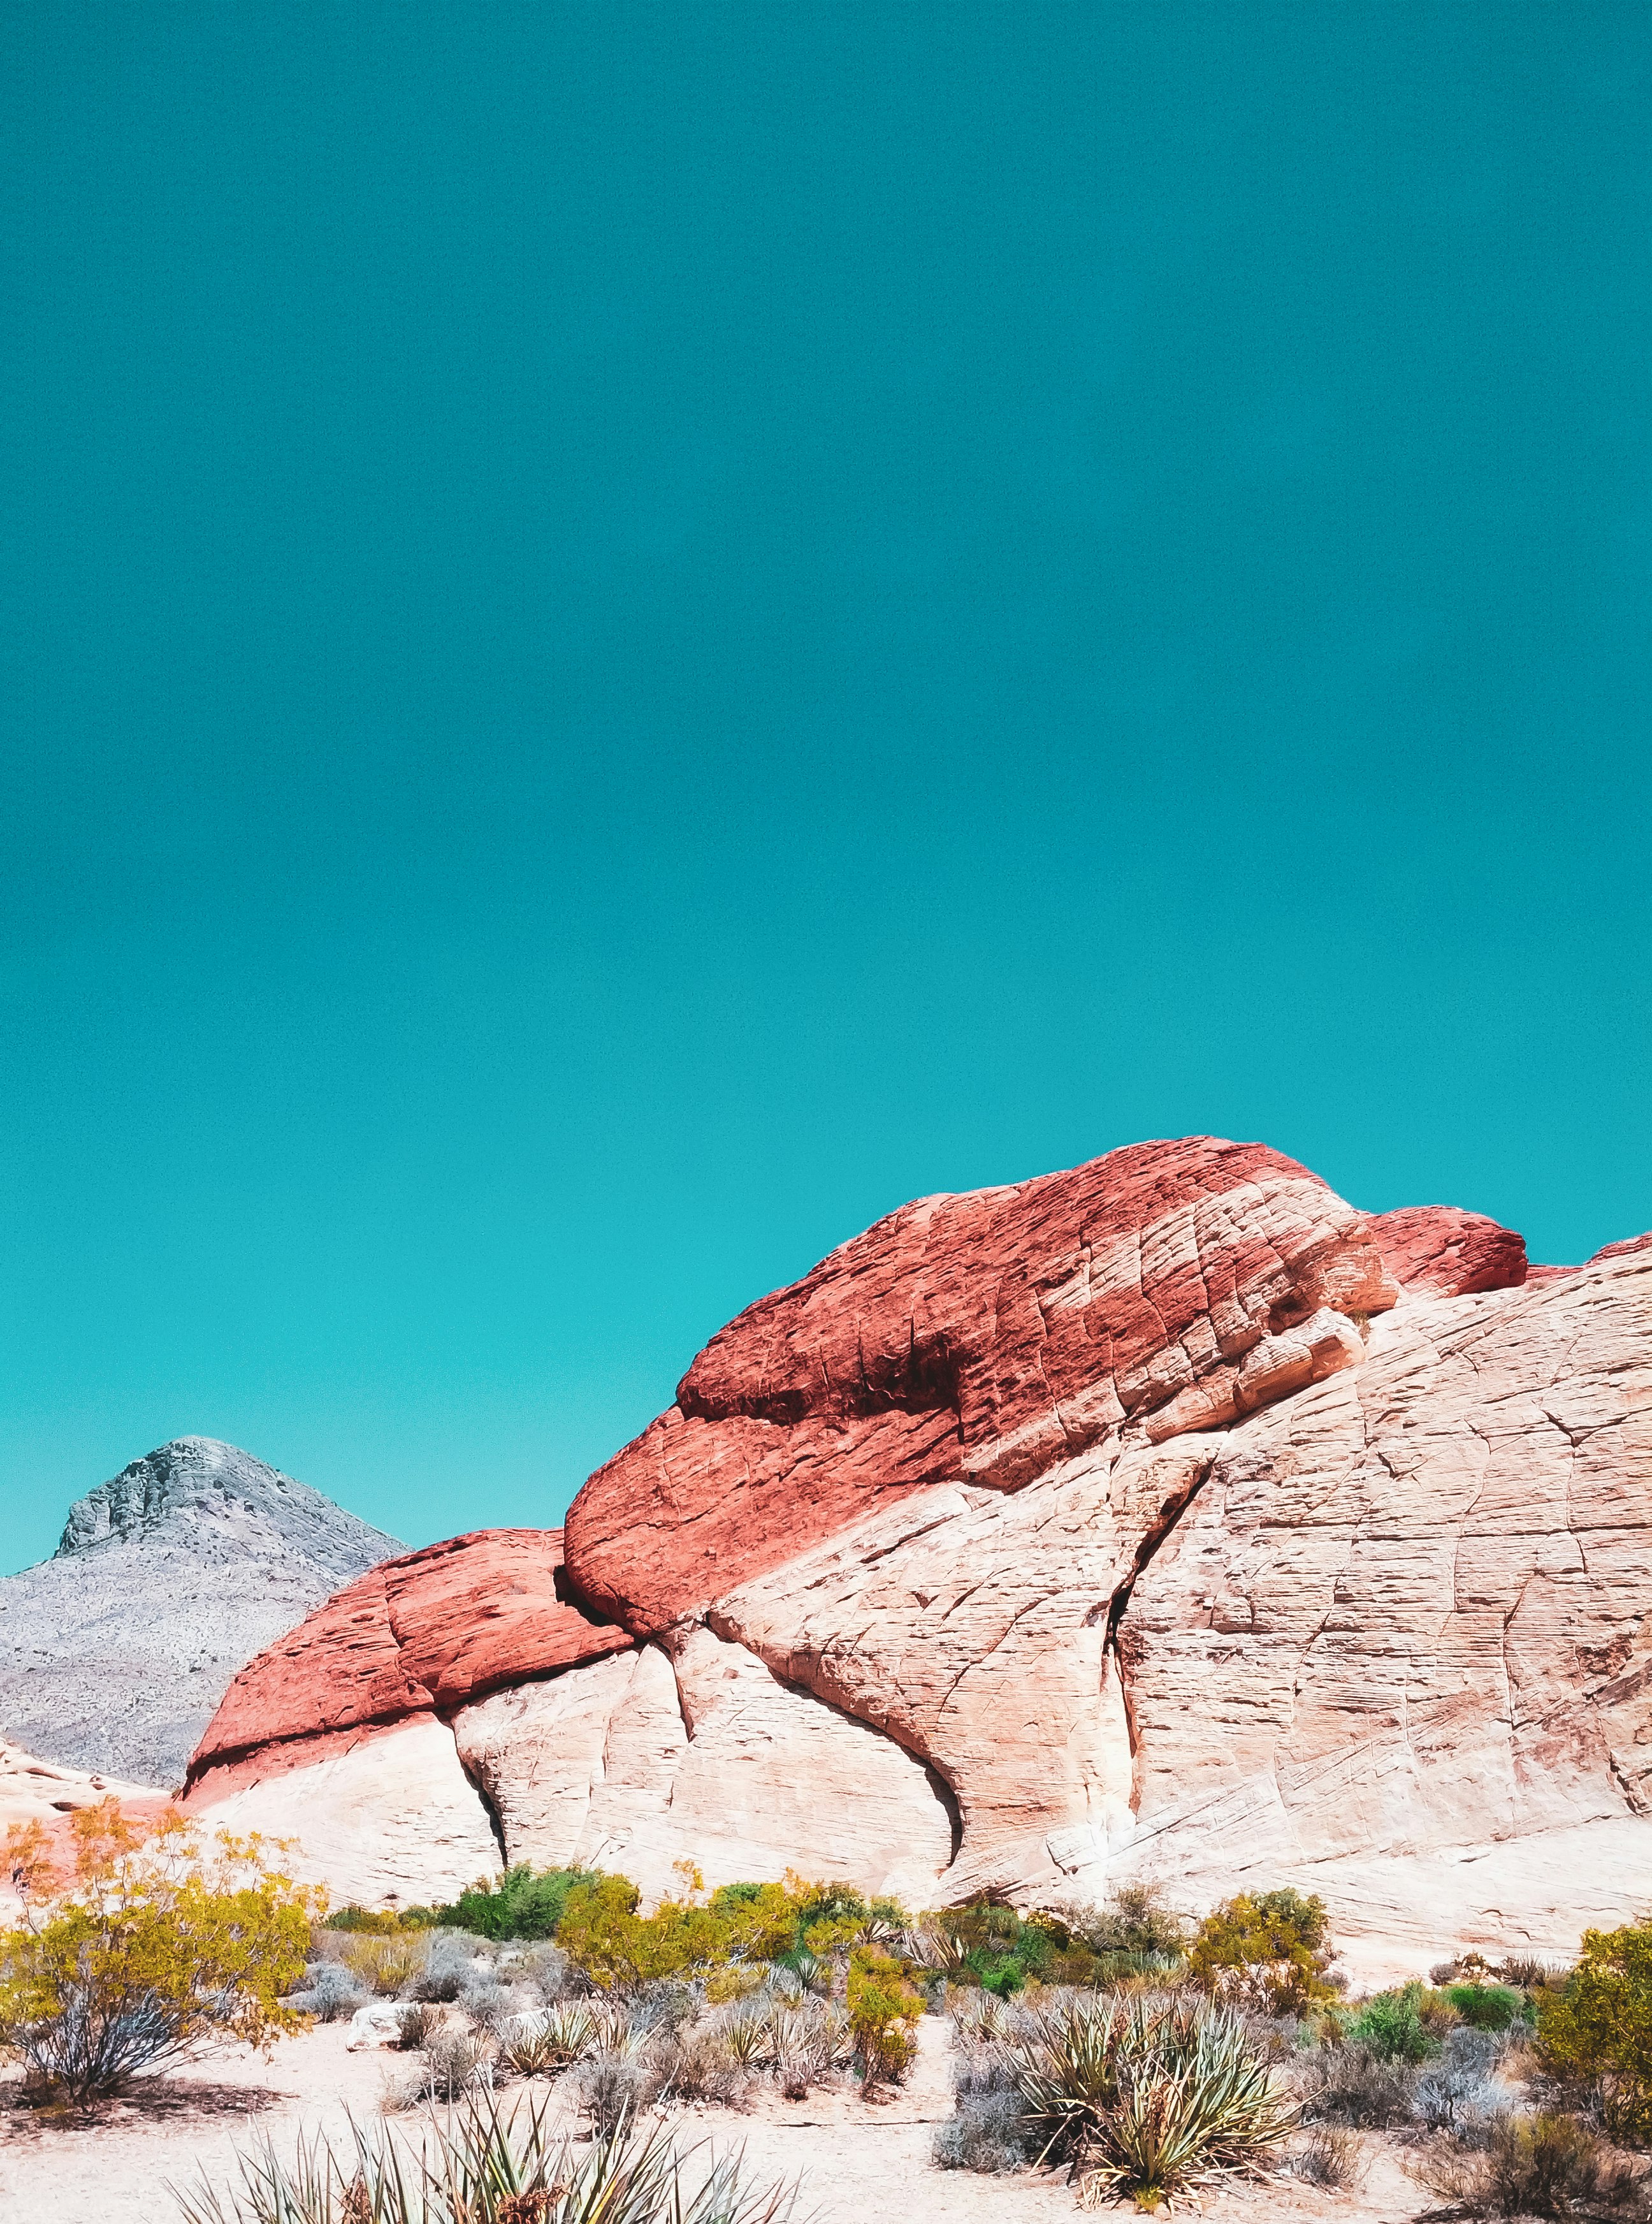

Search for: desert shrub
xmin=1185 ymin=1889 xmax=1341 ymax=2016
xmin=912 ymin=1887 xmax=1184 ymax=1996
xmin=339 ymin=1932 xmax=426 ymax=1997
xmin=997 ymin=1992 xmax=1294 ymax=2207
xmin=935 ymin=2053 xmax=1032 ymax=2173
xmin=395 ymin=2002 xmax=442 ymax=2051
xmin=1448 ymin=1981 xmax=1525 ymax=2031
xmin=0 ymin=1800 xmax=317 ymax=2104
xmin=1066 ymin=1882 xmax=1190 ymax=1963
xmin=434 ymin=1864 xmax=600 ymax=1943
xmin=771 ymin=1996 xmax=850 ymax=2097
xmin=935 ymin=2084 xmax=1031 ymax=2173
xmin=570 ymin=2047 xmax=670 ymax=2135
xmin=386 ymin=2028 xmax=494 ymax=2110
xmin=1414 ymin=2110 xmax=1651 ymax=2219
xmin=172 ymin=2091 xmax=801 ymax=2224
xmin=558 ymin=1875 xmax=733 ymax=1993
xmin=456 ymin=1977 xmax=517 ymax=2035
xmin=1540 ymin=1922 xmax=1652 ymax=2141
xmin=1503 ymin=1952 xmax=1574 ymax=1992
xmin=660 ymin=2019 xmax=751 ymax=2107
xmin=709 ymin=1874 xmax=907 ymax=1972
xmin=405 ymin=1929 xmax=490 ymax=2003
xmin=1348 ymin=1982 xmax=1440 ymax=2063
xmin=846 ymin=1946 xmax=922 ymax=2090
xmin=1288 ymin=2123 xmax=1367 ymax=2189
xmin=1294 ymin=2041 xmax=1418 ymax=2128
xmin=513 ymin=1941 xmax=575 ymax=2001
xmin=322 ymin=1906 xmax=407 ymax=1935
xmin=286 ymin=1961 xmax=368 ymax=2023
xmin=1412 ymin=2025 xmax=1516 ymax=2134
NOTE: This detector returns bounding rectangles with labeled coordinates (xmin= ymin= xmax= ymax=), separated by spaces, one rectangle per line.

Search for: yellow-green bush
xmin=846 ymin=1946 xmax=922 ymax=2089
xmin=556 ymin=1867 xmax=900 ymax=1995
xmin=1185 ymin=1889 xmax=1340 ymax=2016
xmin=339 ymin=1930 xmax=426 ymax=1996
xmin=0 ymin=1799 xmax=319 ymax=2101
xmin=1539 ymin=1921 xmax=1652 ymax=2139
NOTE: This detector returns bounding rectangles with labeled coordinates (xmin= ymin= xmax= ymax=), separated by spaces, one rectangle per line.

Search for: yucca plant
xmin=171 ymin=2093 xmax=801 ymax=2224
xmin=720 ymin=2010 xmax=772 ymax=2069
xmin=1003 ymin=1994 xmax=1295 ymax=2211
xmin=498 ymin=2003 xmax=600 ymax=2074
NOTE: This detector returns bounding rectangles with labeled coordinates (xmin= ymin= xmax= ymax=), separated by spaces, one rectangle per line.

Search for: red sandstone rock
xmin=172 ymin=1139 xmax=1652 ymax=1958
xmin=565 ymin=1137 xmax=1396 ymax=1632
xmin=1591 ymin=1232 xmax=1652 ymax=1265
xmin=185 ymin=1528 xmax=630 ymax=1785
xmin=1367 ymin=1205 xmax=1528 ymax=1295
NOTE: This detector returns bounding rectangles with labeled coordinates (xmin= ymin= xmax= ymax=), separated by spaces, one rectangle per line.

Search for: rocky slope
xmin=182 ymin=1140 xmax=1652 ymax=1966
xmin=0 ymin=1438 xmax=402 ymax=1786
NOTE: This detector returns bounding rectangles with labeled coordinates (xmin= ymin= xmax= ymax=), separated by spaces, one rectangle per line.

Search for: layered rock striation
xmin=184 ymin=1141 xmax=1652 ymax=1965
xmin=0 ymin=1439 xmax=402 ymax=1785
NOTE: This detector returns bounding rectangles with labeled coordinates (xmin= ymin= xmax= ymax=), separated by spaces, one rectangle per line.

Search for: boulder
xmin=180 ymin=1137 xmax=1652 ymax=1970
xmin=346 ymin=2002 xmax=411 ymax=2051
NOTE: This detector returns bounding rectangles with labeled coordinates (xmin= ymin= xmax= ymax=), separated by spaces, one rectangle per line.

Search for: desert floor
xmin=0 ymin=2017 xmax=1435 ymax=2224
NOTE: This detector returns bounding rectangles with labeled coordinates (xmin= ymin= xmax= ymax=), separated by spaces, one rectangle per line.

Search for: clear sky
xmin=2 ymin=4 xmax=1648 ymax=1575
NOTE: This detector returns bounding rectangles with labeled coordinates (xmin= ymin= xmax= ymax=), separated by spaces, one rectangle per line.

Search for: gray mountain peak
xmin=0 ymin=1439 xmax=403 ymax=1787
xmin=53 ymin=1436 xmax=400 ymax=1572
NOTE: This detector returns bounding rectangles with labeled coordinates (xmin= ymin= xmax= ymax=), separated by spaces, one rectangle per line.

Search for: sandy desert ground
xmin=0 ymin=2015 xmax=1440 ymax=2224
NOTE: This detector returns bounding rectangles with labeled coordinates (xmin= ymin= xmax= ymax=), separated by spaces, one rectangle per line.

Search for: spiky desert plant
xmin=499 ymin=2002 xmax=600 ymax=2071
xmin=171 ymin=2094 xmax=801 ymax=2224
xmin=1003 ymin=1993 xmax=1295 ymax=2210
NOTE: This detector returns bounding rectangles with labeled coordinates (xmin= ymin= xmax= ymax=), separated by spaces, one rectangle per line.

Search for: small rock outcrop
xmin=0 ymin=1439 xmax=402 ymax=1786
xmin=0 ymin=1736 xmax=171 ymax=1916
xmin=183 ymin=1140 xmax=1652 ymax=1969
xmin=1367 ymin=1205 xmax=1530 ymax=1295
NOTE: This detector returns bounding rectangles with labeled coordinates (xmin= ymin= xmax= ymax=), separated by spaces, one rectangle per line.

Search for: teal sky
xmin=3 ymin=5 xmax=1648 ymax=1574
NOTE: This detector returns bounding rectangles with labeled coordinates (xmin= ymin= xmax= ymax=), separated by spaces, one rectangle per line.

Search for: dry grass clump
xmin=1287 ymin=2124 xmax=1368 ymax=2191
xmin=1293 ymin=2040 xmax=1419 ymax=2128
xmin=484 ymin=1980 xmax=853 ymax=2127
xmin=384 ymin=2028 xmax=495 ymax=2111
xmin=1411 ymin=2109 xmax=1652 ymax=2220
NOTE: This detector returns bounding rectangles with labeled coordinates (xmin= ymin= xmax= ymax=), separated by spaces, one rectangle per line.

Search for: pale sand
xmin=0 ymin=2017 xmax=1433 ymax=2223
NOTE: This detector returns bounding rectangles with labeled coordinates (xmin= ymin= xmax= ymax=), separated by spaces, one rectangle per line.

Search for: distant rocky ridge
xmin=0 ymin=1437 xmax=402 ymax=1787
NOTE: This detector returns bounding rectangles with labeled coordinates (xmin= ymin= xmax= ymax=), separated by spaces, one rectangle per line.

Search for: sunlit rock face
xmin=182 ymin=1140 xmax=1652 ymax=1968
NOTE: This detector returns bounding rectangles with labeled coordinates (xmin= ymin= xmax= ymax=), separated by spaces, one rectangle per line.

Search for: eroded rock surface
xmin=454 ymin=1631 xmax=953 ymax=1903
xmin=1109 ymin=1247 xmax=1652 ymax=1960
xmin=189 ymin=1717 xmax=502 ymax=1910
xmin=567 ymin=1137 xmax=1396 ymax=1632
xmin=185 ymin=1527 xmax=632 ymax=1784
